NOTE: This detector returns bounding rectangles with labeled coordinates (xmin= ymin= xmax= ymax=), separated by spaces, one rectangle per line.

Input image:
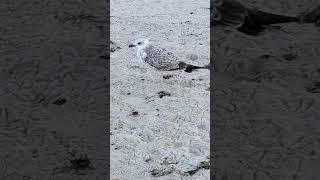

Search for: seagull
xmin=128 ymin=38 xmax=209 ymax=73
xmin=212 ymin=0 xmax=320 ymax=35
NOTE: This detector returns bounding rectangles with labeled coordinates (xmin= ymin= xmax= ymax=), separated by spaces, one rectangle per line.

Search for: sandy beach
xmin=110 ymin=0 xmax=210 ymax=179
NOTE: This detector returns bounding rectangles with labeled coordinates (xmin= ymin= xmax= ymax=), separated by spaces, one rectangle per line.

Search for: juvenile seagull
xmin=129 ymin=38 xmax=209 ymax=73
xmin=212 ymin=0 xmax=320 ymax=35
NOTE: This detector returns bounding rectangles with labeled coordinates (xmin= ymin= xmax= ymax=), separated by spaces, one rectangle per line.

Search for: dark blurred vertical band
xmin=106 ymin=0 xmax=110 ymax=178
xmin=210 ymin=1 xmax=214 ymax=179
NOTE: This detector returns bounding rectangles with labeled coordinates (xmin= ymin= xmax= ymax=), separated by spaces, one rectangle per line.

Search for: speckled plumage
xmin=129 ymin=38 xmax=207 ymax=72
xmin=141 ymin=45 xmax=182 ymax=71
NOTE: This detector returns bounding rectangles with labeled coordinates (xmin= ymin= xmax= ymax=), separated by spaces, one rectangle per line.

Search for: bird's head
xmin=128 ymin=38 xmax=149 ymax=48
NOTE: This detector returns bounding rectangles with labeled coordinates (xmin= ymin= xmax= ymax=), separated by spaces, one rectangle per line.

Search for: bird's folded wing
xmin=144 ymin=46 xmax=180 ymax=70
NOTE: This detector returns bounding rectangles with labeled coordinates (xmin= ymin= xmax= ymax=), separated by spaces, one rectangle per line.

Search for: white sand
xmin=110 ymin=0 xmax=210 ymax=179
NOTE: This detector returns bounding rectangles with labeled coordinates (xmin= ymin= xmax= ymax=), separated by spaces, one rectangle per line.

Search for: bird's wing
xmin=144 ymin=46 xmax=179 ymax=70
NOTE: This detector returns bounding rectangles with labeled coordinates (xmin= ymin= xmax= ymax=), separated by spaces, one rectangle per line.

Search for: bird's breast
xmin=137 ymin=48 xmax=147 ymax=62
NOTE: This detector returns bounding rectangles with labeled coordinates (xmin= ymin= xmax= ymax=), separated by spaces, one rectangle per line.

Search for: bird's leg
xmin=159 ymin=71 xmax=166 ymax=89
xmin=151 ymin=72 xmax=157 ymax=86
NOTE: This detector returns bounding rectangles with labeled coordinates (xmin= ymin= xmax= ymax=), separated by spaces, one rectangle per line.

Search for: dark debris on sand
xmin=158 ymin=91 xmax=171 ymax=98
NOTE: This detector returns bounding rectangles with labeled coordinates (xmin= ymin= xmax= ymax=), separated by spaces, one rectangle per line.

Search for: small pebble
xmin=282 ymin=53 xmax=297 ymax=61
xmin=163 ymin=74 xmax=173 ymax=79
xmin=52 ymin=98 xmax=66 ymax=105
xmin=158 ymin=91 xmax=171 ymax=98
xmin=131 ymin=111 xmax=139 ymax=116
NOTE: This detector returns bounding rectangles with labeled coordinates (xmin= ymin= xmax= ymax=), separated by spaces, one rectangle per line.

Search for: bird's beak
xmin=128 ymin=44 xmax=135 ymax=48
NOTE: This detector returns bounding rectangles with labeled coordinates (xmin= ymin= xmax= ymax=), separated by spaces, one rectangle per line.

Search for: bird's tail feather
xmin=177 ymin=61 xmax=210 ymax=73
xmin=184 ymin=63 xmax=210 ymax=73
